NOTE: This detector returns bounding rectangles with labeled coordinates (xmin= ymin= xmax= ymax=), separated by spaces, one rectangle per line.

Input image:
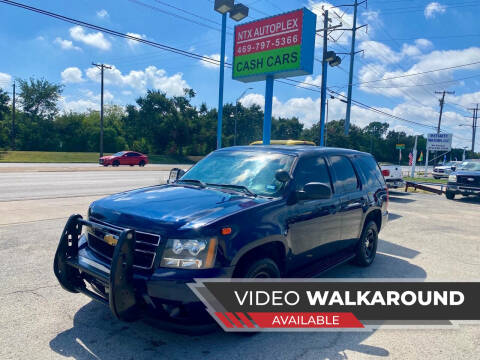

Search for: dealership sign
xmin=427 ymin=133 xmax=453 ymax=151
xmin=232 ymin=8 xmax=316 ymax=82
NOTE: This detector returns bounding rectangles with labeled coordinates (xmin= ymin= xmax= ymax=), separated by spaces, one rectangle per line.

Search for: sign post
xmin=233 ymin=8 xmax=316 ymax=144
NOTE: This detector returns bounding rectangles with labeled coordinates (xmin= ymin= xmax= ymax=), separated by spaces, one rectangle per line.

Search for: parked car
xmin=99 ymin=151 xmax=148 ymax=167
xmin=379 ymin=163 xmax=404 ymax=188
xmin=445 ymin=159 xmax=480 ymax=200
xmin=54 ymin=146 xmax=388 ymax=326
xmin=432 ymin=161 xmax=461 ymax=179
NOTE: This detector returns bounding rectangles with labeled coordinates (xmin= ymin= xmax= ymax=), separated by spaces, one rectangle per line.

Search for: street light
xmin=214 ymin=0 xmax=249 ymax=149
xmin=233 ymin=87 xmax=253 ymax=145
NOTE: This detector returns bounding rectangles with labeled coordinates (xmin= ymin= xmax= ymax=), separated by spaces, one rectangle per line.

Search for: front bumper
xmin=53 ymin=215 xmax=234 ymax=324
xmin=447 ymin=184 xmax=480 ymax=195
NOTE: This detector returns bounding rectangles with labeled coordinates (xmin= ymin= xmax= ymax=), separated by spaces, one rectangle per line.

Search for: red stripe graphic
xmin=215 ymin=312 xmax=234 ymax=328
xmin=236 ymin=312 xmax=255 ymax=328
xmin=248 ymin=312 xmax=364 ymax=328
xmin=225 ymin=312 xmax=244 ymax=328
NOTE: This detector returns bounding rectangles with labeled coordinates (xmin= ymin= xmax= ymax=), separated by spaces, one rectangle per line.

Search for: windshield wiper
xmin=207 ymin=183 xmax=256 ymax=197
xmin=176 ymin=179 xmax=206 ymax=188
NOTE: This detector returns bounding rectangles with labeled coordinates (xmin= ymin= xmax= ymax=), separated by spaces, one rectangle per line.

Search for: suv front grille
xmin=87 ymin=217 xmax=161 ymax=270
xmin=457 ymin=175 xmax=480 ymax=187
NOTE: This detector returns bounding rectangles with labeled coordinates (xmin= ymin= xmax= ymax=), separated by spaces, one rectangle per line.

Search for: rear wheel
xmin=139 ymin=160 xmax=146 ymax=167
xmin=354 ymin=221 xmax=378 ymax=267
xmin=239 ymin=258 xmax=280 ymax=278
xmin=445 ymin=191 xmax=455 ymax=200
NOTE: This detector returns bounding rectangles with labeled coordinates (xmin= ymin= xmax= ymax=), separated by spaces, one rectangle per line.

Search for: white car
xmin=380 ymin=163 xmax=404 ymax=189
xmin=432 ymin=161 xmax=461 ymax=179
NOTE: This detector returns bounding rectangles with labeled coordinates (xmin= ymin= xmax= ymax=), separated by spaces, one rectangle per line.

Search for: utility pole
xmin=435 ymin=90 xmax=454 ymax=133
xmin=344 ymin=0 xmax=366 ymax=135
xmin=92 ymin=63 xmax=112 ymax=158
xmin=11 ymin=81 xmax=15 ymax=150
xmin=319 ymin=9 xmax=329 ymax=147
xmin=410 ymin=135 xmax=418 ymax=178
xmin=468 ymin=104 xmax=479 ymax=153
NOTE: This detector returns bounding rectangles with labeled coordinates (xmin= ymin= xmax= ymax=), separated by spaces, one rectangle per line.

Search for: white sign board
xmin=427 ymin=133 xmax=453 ymax=151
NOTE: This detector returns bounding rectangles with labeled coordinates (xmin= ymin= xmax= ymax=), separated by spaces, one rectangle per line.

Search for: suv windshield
xmin=458 ymin=161 xmax=480 ymax=171
xmin=181 ymin=151 xmax=296 ymax=196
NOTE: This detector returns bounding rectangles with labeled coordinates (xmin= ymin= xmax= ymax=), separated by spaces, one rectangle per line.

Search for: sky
xmin=0 ymin=0 xmax=479 ymax=148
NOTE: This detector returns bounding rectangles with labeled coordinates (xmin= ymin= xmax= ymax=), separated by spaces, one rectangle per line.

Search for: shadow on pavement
xmin=387 ymin=190 xmax=411 ymax=197
xmin=50 ymin=253 xmax=425 ymax=360
xmin=455 ymin=196 xmax=480 ymax=204
xmin=378 ymin=240 xmax=420 ymax=259
xmin=388 ymin=196 xmax=416 ymax=203
xmin=387 ymin=213 xmax=402 ymax=222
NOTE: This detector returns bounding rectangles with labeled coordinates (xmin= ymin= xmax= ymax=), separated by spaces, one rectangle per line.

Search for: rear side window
xmin=329 ymin=155 xmax=359 ymax=193
xmin=293 ymin=156 xmax=332 ymax=191
xmin=354 ymin=155 xmax=385 ymax=188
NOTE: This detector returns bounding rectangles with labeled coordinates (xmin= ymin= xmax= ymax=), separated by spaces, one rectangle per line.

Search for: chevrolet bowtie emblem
xmin=103 ymin=234 xmax=118 ymax=246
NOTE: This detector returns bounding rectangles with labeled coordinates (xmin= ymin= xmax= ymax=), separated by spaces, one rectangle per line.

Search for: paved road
xmin=0 ymin=170 xmax=170 ymax=201
xmin=0 ymin=168 xmax=479 ymax=359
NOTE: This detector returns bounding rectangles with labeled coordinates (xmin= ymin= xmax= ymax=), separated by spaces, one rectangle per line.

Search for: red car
xmin=99 ymin=151 xmax=149 ymax=167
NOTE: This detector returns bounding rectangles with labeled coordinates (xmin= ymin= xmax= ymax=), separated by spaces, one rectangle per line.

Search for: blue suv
xmin=54 ymin=146 xmax=388 ymax=326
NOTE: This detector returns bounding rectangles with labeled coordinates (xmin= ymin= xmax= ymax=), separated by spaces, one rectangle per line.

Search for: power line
xmin=0 ymin=0 xmax=222 ymax=66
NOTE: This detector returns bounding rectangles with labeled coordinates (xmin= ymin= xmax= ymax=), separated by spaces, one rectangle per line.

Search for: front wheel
xmin=445 ymin=191 xmax=455 ymax=200
xmin=113 ymin=160 xmax=120 ymax=167
xmin=240 ymin=258 xmax=280 ymax=278
xmin=354 ymin=221 xmax=378 ymax=267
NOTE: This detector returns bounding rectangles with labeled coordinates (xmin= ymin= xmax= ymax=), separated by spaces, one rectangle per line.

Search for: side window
xmin=354 ymin=155 xmax=385 ymax=187
xmin=329 ymin=155 xmax=360 ymax=193
xmin=293 ymin=156 xmax=332 ymax=191
xmin=127 ymin=152 xmax=138 ymax=157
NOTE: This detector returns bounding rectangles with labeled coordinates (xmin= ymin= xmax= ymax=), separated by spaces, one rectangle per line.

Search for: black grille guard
xmin=53 ymin=214 xmax=139 ymax=321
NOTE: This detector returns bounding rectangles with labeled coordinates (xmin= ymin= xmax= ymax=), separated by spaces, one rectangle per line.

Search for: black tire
xmin=445 ymin=191 xmax=455 ymax=200
xmin=139 ymin=160 xmax=145 ymax=167
xmin=239 ymin=258 xmax=281 ymax=278
xmin=113 ymin=160 xmax=120 ymax=167
xmin=354 ymin=221 xmax=378 ymax=267
xmin=433 ymin=176 xmax=440 ymax=179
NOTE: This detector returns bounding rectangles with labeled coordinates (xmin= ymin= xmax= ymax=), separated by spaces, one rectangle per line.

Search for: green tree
xmin=0 ymin=89 xmax=10 ymax=149
xmin=18 ymin=77 xmax=63 ymax=119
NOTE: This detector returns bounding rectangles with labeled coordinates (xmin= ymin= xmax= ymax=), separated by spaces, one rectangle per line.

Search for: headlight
xmin=160 ymin=238 xmax=217 ymax=269
xmin=448 ymin=174 xmax=457 ymax=182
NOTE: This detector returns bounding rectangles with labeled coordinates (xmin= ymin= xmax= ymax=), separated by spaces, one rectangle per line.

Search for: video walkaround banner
xmin=188 ymin=279 xmax=480 ymax=332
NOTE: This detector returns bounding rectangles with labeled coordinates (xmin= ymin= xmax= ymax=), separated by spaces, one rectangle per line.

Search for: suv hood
xmin=454 ymin=170 xmax=480 ymax=176
xmin=89 ymin=184 xmax=271 ymax=232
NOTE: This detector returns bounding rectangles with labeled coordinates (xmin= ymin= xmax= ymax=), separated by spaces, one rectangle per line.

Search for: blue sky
xmin=1 ymin=0 xmax=479 ymax=148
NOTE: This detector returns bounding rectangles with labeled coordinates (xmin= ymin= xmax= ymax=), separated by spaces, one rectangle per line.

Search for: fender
xmin=230 ymin=235 xmax=288 ymax=266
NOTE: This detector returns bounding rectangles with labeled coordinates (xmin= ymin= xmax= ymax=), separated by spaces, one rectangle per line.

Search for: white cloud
xmin=0 ymin=72 xmax=12 ymax=90
xmin=69 ymin=26 xmax=111 ymax=50
xmin=240 ymin=92 xmax=473 ymax=148
xmin=126 ymin=32 xmax=146 ymax=48
xmin=61 ymin=67 xmax=84 ymax=84
xmin=86 ymin=65 xmax=189 ymax=96
xmin=361 ymin=41 xmax=403 ymax=64
xmin=199 ymin=54 xmax=227 ymax=69
xmin=303 ymin=74 xmax=323 ymax=87
xmin=96 ymin=9 xmax=109 ymax=19
xmin=54 ymin=37 xmax=81 ymax=51
xmin=424 ymin=2 xmax=446 ymax=19
xmin=60 ymin=89 xmax=114 ymax=113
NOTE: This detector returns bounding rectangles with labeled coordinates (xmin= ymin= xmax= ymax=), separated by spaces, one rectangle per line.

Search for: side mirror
xmin=167 ymin=168 xmax=186 ymax=184
xmin=275 ymin=169 xmax=292 ymax=183
xmin=297 ymin=182 xmax=332 ymax=200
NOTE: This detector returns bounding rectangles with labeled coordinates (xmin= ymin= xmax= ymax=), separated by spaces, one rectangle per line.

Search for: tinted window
xmin=354 ymin=155 xmax=385 ymax=188
xmin=329 ymin=155 xmax=359 ymax=193
xmin=127 ymin=152 xmax=139 ymax=157
xmin=293 ymin=156 xmax=331 ymax=191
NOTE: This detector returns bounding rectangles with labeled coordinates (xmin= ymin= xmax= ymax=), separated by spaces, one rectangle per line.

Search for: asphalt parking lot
xmin=0 ymin=168 xmax=479 ymax=359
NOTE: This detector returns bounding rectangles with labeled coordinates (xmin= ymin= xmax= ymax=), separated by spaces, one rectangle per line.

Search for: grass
xmin=404 ymin=176 xmax=448 ymax=184
xmin=0 ymin=151 xmax=195 ymax=164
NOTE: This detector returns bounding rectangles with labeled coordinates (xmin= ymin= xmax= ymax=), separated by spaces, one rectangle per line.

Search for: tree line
xmin=0 ymin=77 xmax=475 ymax=164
